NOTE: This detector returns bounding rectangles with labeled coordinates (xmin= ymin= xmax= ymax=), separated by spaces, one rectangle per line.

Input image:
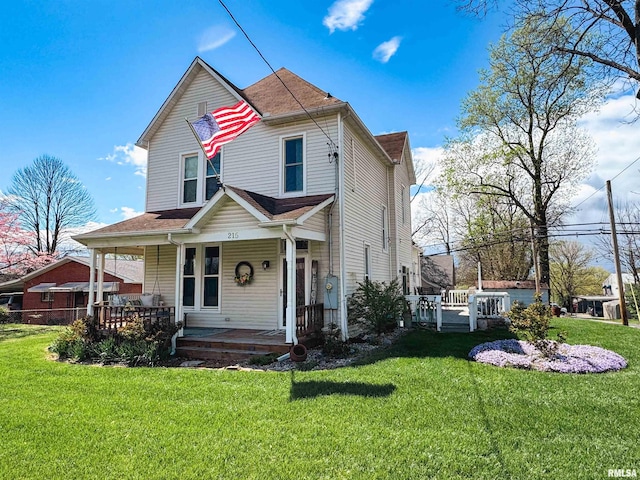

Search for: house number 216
xmin=227 ymin=232 xmax=239 ymax=239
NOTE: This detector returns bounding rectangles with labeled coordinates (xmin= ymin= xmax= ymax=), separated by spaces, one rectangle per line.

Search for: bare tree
xmin=456 ymin=0 xmax=640 ymax=99
xmin=7 ymin=155 xmax=96 ymax=255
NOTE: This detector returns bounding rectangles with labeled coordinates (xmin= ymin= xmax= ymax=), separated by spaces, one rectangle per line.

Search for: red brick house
xmin=0 ymin=256 xmax=143 ymax=324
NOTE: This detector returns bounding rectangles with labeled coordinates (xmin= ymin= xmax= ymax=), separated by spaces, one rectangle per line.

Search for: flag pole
xmin=185 ymin=118 xmax=219 ymax=177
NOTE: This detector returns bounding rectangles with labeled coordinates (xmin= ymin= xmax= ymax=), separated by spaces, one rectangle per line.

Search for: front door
xmin=281 ymin=257 xmax=306 ymax=328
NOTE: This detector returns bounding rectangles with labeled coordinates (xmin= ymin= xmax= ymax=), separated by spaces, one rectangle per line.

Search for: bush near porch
xmin=0 ymin=318 xmax=639 ymax=479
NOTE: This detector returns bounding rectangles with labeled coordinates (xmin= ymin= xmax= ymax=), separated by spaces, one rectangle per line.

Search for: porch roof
xmin=225 ymin=186 xmax=334 ymax=222
xmin=74 ymin=207 xmax=201 ymax=240
xmin=73 ymin=187 xmax=333 ymax=242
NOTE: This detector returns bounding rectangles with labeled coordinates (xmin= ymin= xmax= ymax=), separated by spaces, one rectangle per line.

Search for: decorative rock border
xmin=469 ymin=339 xmax=627 ymax=373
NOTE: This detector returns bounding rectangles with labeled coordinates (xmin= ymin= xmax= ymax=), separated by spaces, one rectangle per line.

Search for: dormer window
xmin=281 ymin=134 xmax=305 ymax=195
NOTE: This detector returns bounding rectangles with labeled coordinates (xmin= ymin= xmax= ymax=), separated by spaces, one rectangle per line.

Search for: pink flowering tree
xmin=0 ymin=201 xmax=57 ymax=275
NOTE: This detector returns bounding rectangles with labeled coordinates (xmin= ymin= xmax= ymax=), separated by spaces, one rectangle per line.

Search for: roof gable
xmin=136 ymin=57 xmax=250 ymax=148
xmin=375 ymin=131 xmax=417 ymax=185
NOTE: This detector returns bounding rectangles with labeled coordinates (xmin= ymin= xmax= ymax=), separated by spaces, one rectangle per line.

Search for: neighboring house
xmin=421 ymin=255 xmax=455 ymax=294
xmin=0 ymin=256 xmax=143 ymax=323
xmin=474 ymin=280 xmax=549 ymax=306
xmin=602 ymin=273 xmax=636 ymax=297
xmin=74 ymin=57 xmax=419 ymax=343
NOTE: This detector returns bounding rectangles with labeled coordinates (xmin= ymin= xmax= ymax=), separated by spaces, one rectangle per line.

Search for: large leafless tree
xmin=7 ymin=155 xmax=96 ymax=255
xmin=457 ymin=0 xmax=640 ymax=99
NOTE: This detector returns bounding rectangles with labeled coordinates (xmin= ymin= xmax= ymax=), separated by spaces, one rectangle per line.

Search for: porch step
xmin=440 ymin=323 xmax=472 ymax=333
xmin=177 ymin=337 xmax=289 ymax=353
xmin=175 ymin=332 xmax=290 ymax=362
xmin=175 ymin=345 xmax=279 ymax=361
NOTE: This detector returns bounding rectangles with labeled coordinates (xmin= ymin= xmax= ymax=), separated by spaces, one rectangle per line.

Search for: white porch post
xmin=87 ymin=248 xmax=97 ymax=316
xmin=97 ymin=251 xmax=105 ymax=305
xmin=284 ymin=227 xmax=297 ymax=345
xmin=174 ymin=243 xmax=184 ymax=334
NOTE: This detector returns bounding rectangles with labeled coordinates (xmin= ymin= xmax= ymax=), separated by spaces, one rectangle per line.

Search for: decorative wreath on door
xmin=234 ymin=261 xmax=254 ymax=286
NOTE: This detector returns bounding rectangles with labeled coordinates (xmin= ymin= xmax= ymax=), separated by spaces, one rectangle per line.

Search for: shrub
xmin=347 ymin=278 xmax=405 ymax=335
xmin=321 ymin=324 xmax=351 ymax=358
xmin=0 ymin=306 xmax=10 ymax=324
xmin=49 ymin=315 xmax=180 ymax=366
xmin=507 ymin=295 xmax=566 ymax=357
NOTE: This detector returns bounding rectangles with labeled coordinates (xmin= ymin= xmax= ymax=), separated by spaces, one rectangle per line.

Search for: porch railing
xmin=296 ymin=303 xmax=324 ymax=337
xmin=94 ymin=305 xmax=176 ymax=333
xmin=468 ymin=293 xmax=511 ymax=332
xmin=443 ymin=290 xmax=469 ymax=307
xmin=405 ymin=295 xmax=443 ymax=332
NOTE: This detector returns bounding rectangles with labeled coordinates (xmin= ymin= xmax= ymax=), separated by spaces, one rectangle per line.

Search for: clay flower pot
xmin=290 ymin=344 xmax=308 ymax=362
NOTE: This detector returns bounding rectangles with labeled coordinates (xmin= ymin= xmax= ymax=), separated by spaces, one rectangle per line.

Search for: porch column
xmin=174 ymin=243 xmax=184 ymax=334
xmin=97 ymin=251 xmax=105 ymax=305
xmin=284 ymin=228 xmax=297 ymax=344
xmin=86 ymin=249 xmax=97 ymax=316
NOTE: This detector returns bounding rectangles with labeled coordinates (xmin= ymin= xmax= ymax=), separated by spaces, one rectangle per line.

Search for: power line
xmin=218 ymin=0 xmax=338 ymax=152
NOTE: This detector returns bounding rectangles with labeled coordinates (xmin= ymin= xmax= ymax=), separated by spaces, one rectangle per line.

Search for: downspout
xmin=282 ymin=224 xmax=298 ymax=345
xmin=167 ymin=233 xmax=183 ymax=355
xmin=337 ymin=111 xmax=348 ymax=341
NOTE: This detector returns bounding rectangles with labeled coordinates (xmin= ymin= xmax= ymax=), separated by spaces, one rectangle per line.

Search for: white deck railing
xmin=443 ymin=289 xmax=469 ymax=307
xmin=468 ymin=292 xmax=511 ymax=332
xmin=405 ymin=295 xmax=443 ymax=332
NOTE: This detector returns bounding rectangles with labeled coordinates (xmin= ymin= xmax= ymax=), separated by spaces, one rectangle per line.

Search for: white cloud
xmin=373 ymin=36 xmax=402 ymax=63
xmin=323 ymin=0 xmax=373 ymax=33
xmin=101 ymin=143 xmax=148 ymax=177
xmin=58 ymin=221 xmax=109 ymax=255
xmin=119 ymin=207 xmax=143 ymax=220
xmin=197 ymin=25 xmax=236 ymax=53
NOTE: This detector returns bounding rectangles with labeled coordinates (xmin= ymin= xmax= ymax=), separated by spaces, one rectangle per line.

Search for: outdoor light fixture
xmin=262 ymin=260 xmax=270 ymax=270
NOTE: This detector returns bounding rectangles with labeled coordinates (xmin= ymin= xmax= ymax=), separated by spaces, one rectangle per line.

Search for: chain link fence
xmin=0 ymin=307 xmax=85 ymax=325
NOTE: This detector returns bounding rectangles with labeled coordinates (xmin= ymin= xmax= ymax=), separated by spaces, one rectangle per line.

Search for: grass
xmin=0 ymin=320 xmax=639 ymax=479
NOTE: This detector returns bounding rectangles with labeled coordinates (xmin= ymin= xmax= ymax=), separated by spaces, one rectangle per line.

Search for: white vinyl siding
xmin=143 ymin=244 xmax=178 ymax=307
xmin=146 ymin=69 xmax=239 ymax=211
xmin=145 ymin=66 xmax=338 ymax=210
xmin=184 ymin=240 xmax=280 ymax=329
xmin=342 ymin=124 xmax=391 ymax=293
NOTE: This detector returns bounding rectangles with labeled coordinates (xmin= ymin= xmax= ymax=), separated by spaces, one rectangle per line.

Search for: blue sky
xmin=0 ymin=0 xmax=505 ymax=225
xmin=1 ymin=0 xmax=638 ymax=267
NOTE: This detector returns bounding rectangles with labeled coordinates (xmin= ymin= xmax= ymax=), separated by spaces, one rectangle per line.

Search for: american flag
xmin=191 ymin=100 xmax=260 ymax=158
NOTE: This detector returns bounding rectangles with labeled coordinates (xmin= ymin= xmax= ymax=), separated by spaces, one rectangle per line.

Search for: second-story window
xmin=205 ymin=152 xmax=221 ymax=201
xmin=182 ymin=152 xmax=222 ymax=205
xmin=282 ymin=135 xmax=305 ymax=194
xmin=183 ymin=155 xmax=199 ymax=203
xmin=382 ymin=205 xmax=389 ymax=252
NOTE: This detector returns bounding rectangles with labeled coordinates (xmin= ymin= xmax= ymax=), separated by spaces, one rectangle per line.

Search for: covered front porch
xmin=74 ymin=185 xmax=337 ymax=351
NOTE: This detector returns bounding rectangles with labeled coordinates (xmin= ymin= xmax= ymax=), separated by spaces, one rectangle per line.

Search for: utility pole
xmin=606 ymin=180 xmax=629 ymax=326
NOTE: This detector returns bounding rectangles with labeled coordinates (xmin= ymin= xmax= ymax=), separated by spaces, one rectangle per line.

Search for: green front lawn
xmin=1 ymin=320 xmax=638 ymax=479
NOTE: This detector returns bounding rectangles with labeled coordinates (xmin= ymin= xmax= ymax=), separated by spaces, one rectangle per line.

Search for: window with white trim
xmin=205 ymin=152 xmax=221 ymax=201
xmin=41 ymin=291 xmax=54 ymax=302
xmin=181 ymin=152 xmax=222 ymax=205
xmin=364 ymin=244 xmax=371 ymax=281
xmin=203 ymin=246 xmax=220 ymax=307
xmin=183 ymin=247 xmax=196 ymax=307
xmin=282 ymin=135 xmax=304 ymax=194
xmin=401 ymin=185 xmax=407 ymax=224
xmin=382 ymin=206 xmax=389 ymax=252
xmin=182 ymin=155 xmax=198 ymax=204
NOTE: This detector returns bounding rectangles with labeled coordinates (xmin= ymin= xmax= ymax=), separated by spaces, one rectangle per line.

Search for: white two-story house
xmin=75 ymin=56 xmax=420 ymax=346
